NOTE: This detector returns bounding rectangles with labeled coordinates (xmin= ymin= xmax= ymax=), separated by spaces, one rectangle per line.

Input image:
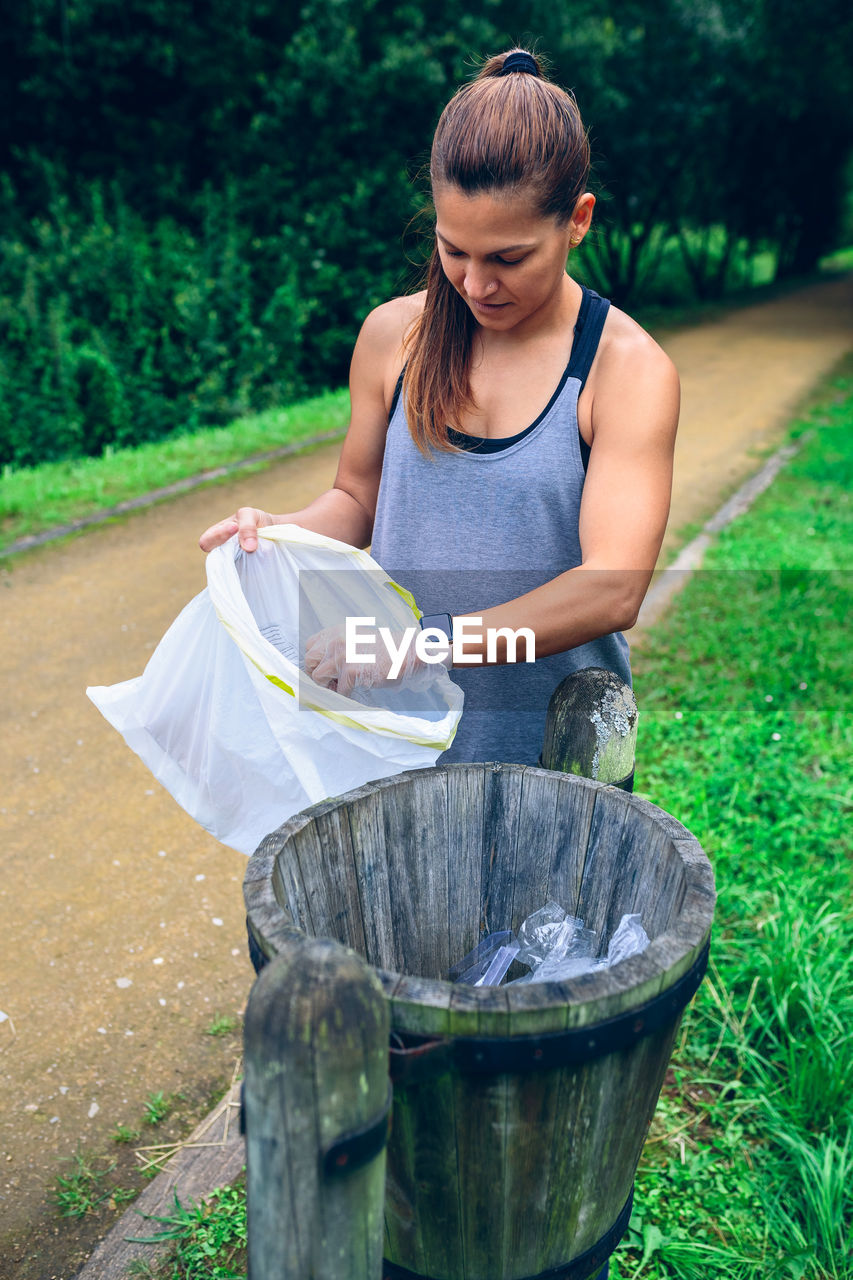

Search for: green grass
xmin=112 ymin=1122 xmax=142 ymax=1145
xmin=53 ymin=1150 xmax=136 ymax=1218
xmin=0 ymin=386 xmax=348 ymax=552
xmin=143 ymin=1091 xmax=172 ymax=1126
xmin=131 ymin=1182 xmax=247 ymax=1280
xmin=205 ymin=1014 xmax=240 ymax=1038
xmin=613 ymin=355 xmax=853 ymax=1279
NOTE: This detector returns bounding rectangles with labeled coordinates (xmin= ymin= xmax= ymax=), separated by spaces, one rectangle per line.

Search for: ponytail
xmin=403 ymin=49 xmax=590 ymax=454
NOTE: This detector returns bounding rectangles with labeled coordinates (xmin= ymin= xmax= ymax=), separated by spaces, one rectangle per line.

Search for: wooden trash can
xmin=244 ymin=763 xmax=715 ymax=1280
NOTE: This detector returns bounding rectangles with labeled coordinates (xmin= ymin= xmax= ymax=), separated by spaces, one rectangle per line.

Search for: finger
xmin=310 ymin=656 xmax=340 ymax=688
xmin=235 ymin=507 xmax=262 ymax=552
xmin=198 ymin=516 xmax=239 ymax=552
xmin=305 ymin=625 xmax=334 ymax=653
xmin=304 ymin=645 xmax=325 ymax=675
xmin=336 ymin=667 xmax=358 ymax=698
xmin=304 ymin=632 xmax=334 ymax=672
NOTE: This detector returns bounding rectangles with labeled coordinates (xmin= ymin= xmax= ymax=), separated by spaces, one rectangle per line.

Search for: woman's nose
xmin=463 ymin=266 xmax=497 ymax=299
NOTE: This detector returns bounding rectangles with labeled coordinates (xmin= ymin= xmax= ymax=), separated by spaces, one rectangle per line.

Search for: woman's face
xmin=433 ymin=185 xmax=590 ymax=330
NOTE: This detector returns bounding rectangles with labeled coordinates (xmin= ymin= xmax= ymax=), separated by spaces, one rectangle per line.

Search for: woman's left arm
xmin=458 ymin=335 xmax=680 ymax=662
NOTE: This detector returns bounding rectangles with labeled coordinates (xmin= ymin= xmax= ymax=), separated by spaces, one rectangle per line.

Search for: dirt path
xmin=1 ymin=271 xmax=851 ymax=1274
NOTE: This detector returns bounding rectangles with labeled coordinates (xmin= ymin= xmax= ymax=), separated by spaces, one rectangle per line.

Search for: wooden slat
xmin=642 ymin=932 xmax=707 ymax=993
xmin=637 ymin=843 xmax=685 ymax=940
xmin=446 ymin=762 xmax=486 ymax=976
xmin=311 ymin=804 xmax=370 ymax=956
xmin=619 ymin=790 xmax=701 ymax=845
xmin=594 ymin=807 xmax=674 ymax=946
xmin=509 ymin=766 xmax=560 ymax=931
xmin=246 ymin=809 xmax=323 ymax=938
xmin=271 ymin=850 xmax=314 ymax=933
xmin=499 ymin=990 xmax=566 ymax=1275
xmin=381 ymin=777 xmax=424 ymax=976
xmin=384 ymin=972 xmax=455 ymax=1277
xmin=346 ymin=788 xmax=397 ymax=971
xmin=282 ymin=798 xmax=350 ymax=933
xmin=405 ymin=771 xmax=451 ymax=980
xmin=672 ymin=835 xmax=717 ymax=900
xmin=242 ymin=849 xmax=280 ymax=927
xmin=312 ymin=947 xmax=390 ymax=1279
xmin=450 ymin=984 xmax=510 ymax=1279
xmin=540 ymin=1018 xmax=680 ymax=1267
xmin=288 ymin=821 xmax=335 ymax=938
xmin=501 ymin=980 xmax=572 ymax=1036
xmin=480 ymin=763 xmax=525 ymax=937
xmin=546 ymin=773 xmax=598 ymax=917
xmin=388 ymin=974 xmax=452 ymax=1040
xmin=284 ymin=791 xmax=374 ymax=949
xmin=560 ymin=950 xmax=666 ymax=1028
xmin=246 ymin=828 xmax=316 ymax=939
xmin=383 ymin=1079 xmax=428 ymax=1278
xmin=575 ymin=786 xmax=631 ymax=942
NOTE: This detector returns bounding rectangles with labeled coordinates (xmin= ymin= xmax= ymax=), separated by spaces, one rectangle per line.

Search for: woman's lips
xmin=470 ymin=297 xmax=509 ymax=313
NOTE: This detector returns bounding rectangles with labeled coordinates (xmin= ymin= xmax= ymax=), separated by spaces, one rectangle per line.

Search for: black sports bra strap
xmin=567 ymin=285 xmax=611 ymax=391
xmin=389 ymin=368 xmax=405 ymax=421
xmin=389 ymin=285 xmax=610 ymax=422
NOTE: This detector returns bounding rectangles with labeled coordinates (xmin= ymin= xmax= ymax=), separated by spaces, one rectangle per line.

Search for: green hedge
xmin=0 ymin=180 xmax=324 ymax=466
xmin=3 ymin=0 xmax=852 ymax=469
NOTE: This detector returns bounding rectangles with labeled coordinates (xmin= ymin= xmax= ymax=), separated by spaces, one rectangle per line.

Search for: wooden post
xmin=541 ymin=667 xmax=638 ymax=790
xmin=243 ymin=934 xmax=390 ymax=1280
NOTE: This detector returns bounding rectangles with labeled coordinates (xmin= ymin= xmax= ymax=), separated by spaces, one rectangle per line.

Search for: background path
xmin=1 ymin=271 xmax=851 ymax=1275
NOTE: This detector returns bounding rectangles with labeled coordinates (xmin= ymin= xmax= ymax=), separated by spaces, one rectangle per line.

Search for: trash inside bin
xmin=244 ymin=763 xmax=715 ymax=1280
xmin=450 ymin=904 xmax=651 ymax=986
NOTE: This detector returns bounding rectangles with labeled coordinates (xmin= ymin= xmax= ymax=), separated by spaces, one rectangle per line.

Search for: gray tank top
xmin=370 ymin=283 xmax=631 ymax=765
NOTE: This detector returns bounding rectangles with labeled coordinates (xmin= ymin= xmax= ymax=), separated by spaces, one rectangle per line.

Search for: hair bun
xmin=499 ymin=51 xmax=540 ymax=77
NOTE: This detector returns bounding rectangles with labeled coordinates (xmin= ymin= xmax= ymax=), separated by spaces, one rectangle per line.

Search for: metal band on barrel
xmin=382 ymin=1189 xmax=634 ymax=1280
xmin=389 ymin=939 xmax=710 ymax=1083
xmin=321 ymin=1081 xmax=393 ymax=1177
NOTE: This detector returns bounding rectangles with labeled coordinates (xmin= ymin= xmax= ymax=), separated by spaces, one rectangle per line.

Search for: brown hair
xmin=403 ymin=49 xmax=591 ymax=453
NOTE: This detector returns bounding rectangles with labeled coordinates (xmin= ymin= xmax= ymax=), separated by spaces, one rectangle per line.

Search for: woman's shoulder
xmin=348 ymin=290 xmax=422 ymax=414
xmin=589 ymin=302 xmax=680 ymax=446
xmin=355 ymin=293 xmax=426 ymax=409
xmin=597 ymin=303 xmax=679 ymax=383
xmin=360 ymin=292 xmax=426 ymax=357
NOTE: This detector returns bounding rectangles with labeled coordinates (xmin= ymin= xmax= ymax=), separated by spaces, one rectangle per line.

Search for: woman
xmin=200 ymin=48 xmax=679 ymax=768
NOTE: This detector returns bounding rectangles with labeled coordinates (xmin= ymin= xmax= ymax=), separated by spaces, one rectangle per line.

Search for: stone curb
xmin=3 ymin=429 xmax=346 ymax=557
xmin=636 ymin=436 xmax=807 ymax=631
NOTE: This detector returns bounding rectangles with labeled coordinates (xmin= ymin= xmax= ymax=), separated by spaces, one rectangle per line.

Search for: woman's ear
xmin=569 ymin=193 xmax=596 ymax=246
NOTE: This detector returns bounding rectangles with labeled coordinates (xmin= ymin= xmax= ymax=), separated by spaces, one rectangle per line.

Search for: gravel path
xmin=1 ymin=270 xmax=851 ymax=1276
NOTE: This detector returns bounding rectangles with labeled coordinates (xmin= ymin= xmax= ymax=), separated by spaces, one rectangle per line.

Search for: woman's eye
xmin=442 ymin=249 xmax=524 ymax=265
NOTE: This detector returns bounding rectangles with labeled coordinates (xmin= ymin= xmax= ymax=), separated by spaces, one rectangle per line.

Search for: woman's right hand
xmin=199 ymin=506 xmax=274 ymax=553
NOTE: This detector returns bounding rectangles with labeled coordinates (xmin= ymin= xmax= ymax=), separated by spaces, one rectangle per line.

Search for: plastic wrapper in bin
xmin=87 ymin=525 xmax=464 ymax=855
xmin=449 ymin=902 xmax=650 ymax=986
xmin=449 ymin=933 xmax=521 ymax=986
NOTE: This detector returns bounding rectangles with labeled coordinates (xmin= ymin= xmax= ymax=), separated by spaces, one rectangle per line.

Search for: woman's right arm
xmin=198 ymin=297 xmax=419 ymax=553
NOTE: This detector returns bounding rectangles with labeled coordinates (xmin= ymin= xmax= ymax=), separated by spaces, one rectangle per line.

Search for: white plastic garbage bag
xmin=87 ymin=525 xmax=463 ymax=855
